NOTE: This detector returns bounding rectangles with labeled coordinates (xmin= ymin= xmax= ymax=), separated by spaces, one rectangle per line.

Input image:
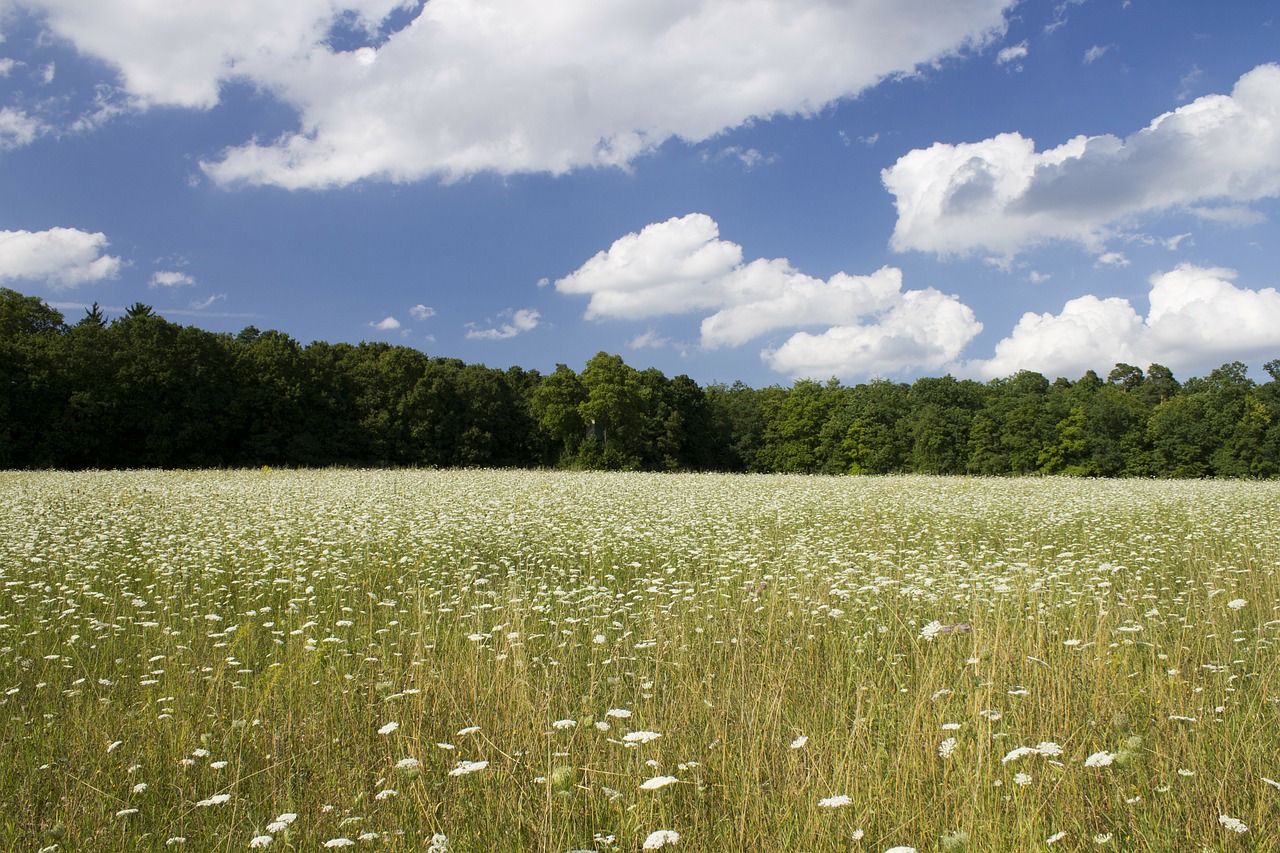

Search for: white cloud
xmin=465 ymin=307 xmax=540 ymax=340
xmin=1095 ymin=251 xmax=1129 ymax=267
xmin=0 ymin=106 xmax=45 ymax=149
xmin=1083 ymin=44 xmax=1112 ymax=64
xmin=369 ymin=315 xmax=400 ymax=331
xmin=628 ymin=329 xmax=670 ymax=350
xmin=14 ymin=0 xmax=1014 ymax=187
xmin=0 ymin=58 xmax=17 ymax=76
xmin=0 ymin=227 xmax=122 ymax=288
xmin=1142 ymin=264 xmax=1280 ymax=365
xmin=966 ymin=294 xmax=1144 ymax=380
xmin=150 ymin=270 xmax=196 ymax=287
xmin=996 ymin=41 xmax=1028 ymax=66
xmin=409 ymin=303 xmax=435 ymax=321
xmin=700 ymin=262 xmax=908 ymax=349
xmin=190 ymin=293 xmax=226 ymax=310
xmin=883 ymin=63 xmax=1280 ymax=258
xmin=556 ymin=213 xmax=982 ymax=379
xmin=966 ymin=263 xmax=1280 ymax=379
xmin=763 ymin=287 xmax=982 ymax=378
xmin=555 ymin=214 xmax=742 ymax=320
xmin=1187 ymin=205 xmax=1268 ymax=227
xmin=709 ymin=146 xmax=776 ymax=170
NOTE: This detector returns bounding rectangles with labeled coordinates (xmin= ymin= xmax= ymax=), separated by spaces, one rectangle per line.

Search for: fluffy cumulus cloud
xmin=967 ymin=264 xmax=1280 ymax=379
xmin=555 ymin=214 xmax=742 ymax=320
xmin=556 ymin=213 xmax=982 ymax=379
xmin=0 ymin=227 xmax=121 ymax=288
xmin=10 ymin=0 xmax=1013 ymax=187
xmin=883 ymin=63 xmax=1280 ymax=258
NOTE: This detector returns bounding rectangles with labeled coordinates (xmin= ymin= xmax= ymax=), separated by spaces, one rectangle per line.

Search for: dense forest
xmin=3 ymin=287 xmax=1279 ymax=476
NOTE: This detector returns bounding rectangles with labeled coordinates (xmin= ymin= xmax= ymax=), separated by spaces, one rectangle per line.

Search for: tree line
xmin=3 ymin=287 xmax=1279 ymax=476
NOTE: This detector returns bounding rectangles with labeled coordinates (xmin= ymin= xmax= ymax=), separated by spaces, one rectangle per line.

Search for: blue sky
xmin=1 ymin=0 xmax=1278 ymax=387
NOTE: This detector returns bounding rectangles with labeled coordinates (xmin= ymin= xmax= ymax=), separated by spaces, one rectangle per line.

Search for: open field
xmin=2 ymin=470 xmax=1279 ymax=852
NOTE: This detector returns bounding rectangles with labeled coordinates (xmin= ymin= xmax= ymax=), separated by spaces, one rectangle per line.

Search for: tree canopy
xmin=3 ymin=288 xmax=1279 ymax=476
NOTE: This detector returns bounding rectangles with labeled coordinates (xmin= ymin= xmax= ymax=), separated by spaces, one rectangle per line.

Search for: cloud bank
xmin=883 ymin=63 xmax=1280 ymax=258
xmin=556 ymin=213 xmax=982 ymax=379
xmin=12 ymin=0 xmax=1014 ymax=188
xmin=966 ymin=264 xmax=1280 ymax=379
xmin=0 ymin=227 xmax=122 ymax=288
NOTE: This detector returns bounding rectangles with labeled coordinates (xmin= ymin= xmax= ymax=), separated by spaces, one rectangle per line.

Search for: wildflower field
xmin=2 ymin=470 xmax=1279 ymax=852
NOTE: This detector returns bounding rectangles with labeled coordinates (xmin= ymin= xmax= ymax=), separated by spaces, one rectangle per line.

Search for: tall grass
xmin=1 ymin=470 xmax=1278 ymax=851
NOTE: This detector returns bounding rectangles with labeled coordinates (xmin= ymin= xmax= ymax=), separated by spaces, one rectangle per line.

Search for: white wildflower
xmin=378 ymin=722 xmax=399 ymax=735
xmin=623 ymin=731 xmax=662 ymax=744
xmin=938 ymin=737 xmax=957 ymax=758
xmin=1084 ymin=751 xmax=1116 ymax=767
xmin=642 ymin=830 xmax=680 ymax=849
xmin=1046 ymin=831 xmax=1067 ymax=844
xmin=817 ymin=795 xmax=851 ymax=808
xmin=790 ymin=735 xmax=808 ymax=749
xmin=448 ymin=759 xmax=488 ymax=776
xmin=1219 ymin=815 xmax=1248 ymax=834
xmin=605 ymin=709 xmax=632 ymax=718
xmin=1227 ymin=599 xmax=1247 ymax=610
xmin=1014 ymin=772 xmax=1032 ymax=786
xmin=115 ymin=808 xmax=139 ymax=818
xmin=107 ymin=740 xmax=123 ymax=753
xmin=552 ymin=719 xmax=577 ymax=730
xmin=919 ymin=621 xmax=944 ymax=641
xmin=427 ymin=834 xmax=449 ymax=853
xmin=195 ymin=793 xmax=231 ymax=807
xmin=323 ymin=839 xmax=354 ymax=848
xmin=375 ymin=789 xmax=397 ymax=800
xmin=248 ymin=836 xmax=272 ymax=848
xmin=640 ymin=775 xmax=678 ymax=790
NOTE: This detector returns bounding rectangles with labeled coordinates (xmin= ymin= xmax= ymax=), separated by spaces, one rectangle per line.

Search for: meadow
xmin=1 ymin=470 xmax=1278 ymax=852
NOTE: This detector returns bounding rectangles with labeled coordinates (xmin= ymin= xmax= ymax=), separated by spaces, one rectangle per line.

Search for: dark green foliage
xmin=1 ymin=287 xmax=1278 ymax=476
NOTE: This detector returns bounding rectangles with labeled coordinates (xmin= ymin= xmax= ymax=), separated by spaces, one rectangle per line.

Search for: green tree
xmin=906 ymin=375 xmax=983 ymax=474
xmin=530 ymin=364 xmax=587 ymax=464
xmin=755 ymin=378 xmax=842 ymax=473
xmin=577 ymin=352 xmax=647 ymax=469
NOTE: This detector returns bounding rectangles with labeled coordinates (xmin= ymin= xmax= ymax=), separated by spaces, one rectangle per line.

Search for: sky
xmin=1 ymin=0 xmax=1278 ymax=388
